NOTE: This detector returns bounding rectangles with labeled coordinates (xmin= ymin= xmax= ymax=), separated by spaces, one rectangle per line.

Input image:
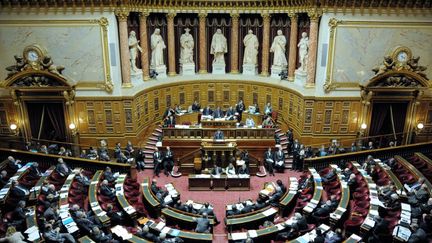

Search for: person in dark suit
xmin=322 ymin=168 xmax=337 ymax=183
xmin=100 ymin=180 xmax=115 ymax=200
xmin=211 ymin=164 xmax=223 ymax=176
xmin=214 ymin=129 xmax=224 ymax=140
xmin=13 ymin=201 xmax=27 ymax=228
xmin=0 ymin=170 xmax=8 ymax=188
xmin=274 ymin=146 xmax=285 ymax=172
xmin=292 ymin=140 xmax=301 ymax=170
xmin=238 ymin=164 xmax=249 ymax=175
xmin=125 ymin=141 xmax=134 ymax=157
xmin=27 ymin=162 xmax=42 ymax=180
xmin=213 ymin=107 xmax=224 ymax=119
xmin=164 ymin=115 xmax=176 ymax=128
xmin=114 ymin=142 xmax=122 ymax=160
xmin=268 ymin=187 xmax=284 ymax=205
xmin=151 ymin=179 xmax=163 ymax=195
xmin=313 ymin=200 xmax=333 ymax=219
xmin=199 ymin=203 xmax=220 ymax=224
xmin=163 ymin=106 xmax=175 ymax=119
xmin=137 ymin=225 xmax=158 ymax=242
xmin=240 ymin=202 xmax=253 ymax=214
xmin=103 ymin=167 xmax=117 ymax=183
xmin=236 ymin=99 xmax=245 ymax=122
xmin=225 ymin=106 xmax=236 ymax=120
xmin=75 ymin=171 xmax=90 ymax=187
xmin=227 ymin=205 xmax=240 ymax=216
xmin=264 ymin=147 xmax=275 ymax=176
xmin=106 ymin=204 xmax=125 ymax=226
xmin=254 ymin=198 xmax=267 ymax=211
xmin=10 ymin=181 xmax=29 ymax=202
xmin=153 ymin=148 xmax=163 ymax=177
xmin=174 ymin=201 xmax=187 ymax=212
xmin=325 ymin=228 xmax=342 ymax=243
xmin=408 ymin=223 xmax=427 ymax=243
xmin=276 ymin=180 xmax=287 ymax=194
xmin=135 ymin=149 xmax=145 ymax=171
xmin=241 ymin=150 xmax=250 ymax=166
xmin=75 ymin=212 xmax=99 ymax=235
xmin=163 ymin=147 xmax=174 ymax=176
xmin=193 ymin=213 xmax=211 ymax=233
xmin=202 ymin=106 xmax=213 ymax=116
xmin=55 ymin=158 xmax=71 ymax=177
xmin=91 ymin=226 xmax=118 ymax=243
xmin=43 ymin=204 xmax=61 ymax=228
xmin=7 ymin=156 xmax=21 ymax=173
xmin=43 ymin=223 xmax=76 ymax=243
xmin=192 ymin=100 xmax=201 ymax=112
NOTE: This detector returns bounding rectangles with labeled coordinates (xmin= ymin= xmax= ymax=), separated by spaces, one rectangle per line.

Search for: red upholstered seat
xmin=344 ymin=216 xmax=364 ymax=228
xmin=319 ymin=168 xmax=332 ymax=177
xmin=37 ymin=205 xmax=45 ymax=214
xmin=354 ymin=200 xmax=370 ymax=209
xmin=352 ymin=207 xmax=368 ymax=217
xmin=4 ymin=212 xmax=14 ymax=222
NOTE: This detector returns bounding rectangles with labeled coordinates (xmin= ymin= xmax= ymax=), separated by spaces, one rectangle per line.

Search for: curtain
xmin=369 ymin=103 xmax=390 ymax=136
xmin=238 ymin=14 xmax=263 ymax=73
xmin=26 ymin=103 xmax=44 ymax=140
xmin=206 ymin=14 xmax=232 ymax=73
xmin=46 ymin=103 xmax=67 ymax=142
xmin=174 ymin=14 xmax=199 ymax=73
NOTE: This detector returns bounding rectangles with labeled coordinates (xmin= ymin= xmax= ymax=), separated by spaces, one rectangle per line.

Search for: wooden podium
xmin=201 ymin=139 xmax=237 ymax=168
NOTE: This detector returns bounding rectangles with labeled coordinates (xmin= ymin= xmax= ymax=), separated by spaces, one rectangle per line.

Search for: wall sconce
xmin=416 ymin=122 xmax=424 ymax=134
xmin=359 ymin=123 xmax=367 ymax=137
xmin=9 ymin=123 xmax=19 ymax=136
xmin=69 ymin=123 xmax=78 ymax=136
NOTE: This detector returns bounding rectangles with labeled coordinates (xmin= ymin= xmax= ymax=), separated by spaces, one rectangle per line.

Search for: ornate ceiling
xmin=0 ymin=0 xmax=430 ymax=13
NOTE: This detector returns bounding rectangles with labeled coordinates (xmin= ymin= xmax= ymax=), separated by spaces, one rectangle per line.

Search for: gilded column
xmin=306 ymin=11 xmax=321 ymax=87
xmin=260 ymin=13 xmax=271 ymax=76
xmin=287 ymin=13 xmax=298 ymax=81
xmin=167 ymin=12 xmax=177 ymax=76
xmin=139 ymin=11 xmax=150 ymax=81
xmin=230 ymin=13 xmax=240 ymax=74
xmin=198 ymin=13 xmax=208 ymax=74
xmin=116 ymin=11 xmax=131 ymax=87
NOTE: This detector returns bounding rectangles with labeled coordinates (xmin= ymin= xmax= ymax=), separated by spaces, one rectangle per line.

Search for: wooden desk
xmin=144 ymin=218 xmax=213 ymax=242
xmin=288 ymin=224 xmax=331 ymax=243
xmin=0 ymin=162 xmax=32 ymax=204
xmin=176 ymin=112 xmax=200 ymax=125
xmin=302 ymin=168 xmax=323 ymax=215
xmin=329 ymin=165 xmax=350 ymax=227
xmin=225 ymin=206 xmax=278 ymax=231
xmin=89 ymin=170 xmax=110 ymax=227
xmin=25 ymin=205 xmax=43 ymax=242
xmin=201 ymin=140 xmax=237 ymax=168
xmin=111 ymin=225 xmax=152 ymax=243
xmin=29 ymin=165 xmax=55 ymax=202
xmin=188 ymin=174 xmax=250 ymax=191
xmin=375 ymin=161 xmax=405 ymax=197
xmin=241 ymin=112 xmax=264 ymax=126
xmin=115 ymin=174 xmax=137 ymax=219
xmin=201 ymin=119 xmax=237 ymax=128
xmin=58 ymin=168 xmax=81 ymax=235
xmin=78 ymin=236 xmax=96 ymax=243
xmin=163 ymin=127 xmax=275 ymax=140
xmin=279 ymin=178 xmax=299 ymax=217
xmin=228 ymin=225 xmax=280 ymax=242
xmin=141 ymin=178 xmax=161 ymax=218
xmin=162 ymin=207 xmax=215 ymax=230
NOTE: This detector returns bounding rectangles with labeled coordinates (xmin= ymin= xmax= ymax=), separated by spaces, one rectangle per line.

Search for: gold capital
xmin=308 ymin=9 xmax=322 ymax=21
xmin=230 ymin=13 xmax=240 ymax=19
xmin=288 ymin=12 xmax=297 ymax=20
xmin=261 ymin=13 xmax=271 ymax=21
xmin=167 ymin=12 xmax=177 ymax=20
xmin=198 ymin=12 xmax=207 ymax=19
xmin=139 ymin=11 xmax=150 ymax=18
xmin=115 ymin=10 xmax=129 ymax=21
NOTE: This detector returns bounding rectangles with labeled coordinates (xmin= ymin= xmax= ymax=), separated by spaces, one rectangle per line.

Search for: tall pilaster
xmin=167 ymin=12 xmax=177 ymax=76
xmin=139 ymin=11 xmax=150 ymax=81
xmin=306 ymin=10 xmax=321 ymax=87
xmin=287 ymin=13 xmax=298 ymax=81
xmin=116 ymin=10 xmax=131 ymax=87
xmin=198 ymin=13 xmax=208 ymax=74
xmin=260 ymin=13 xmax=271 ymax=76
xmin=230 ymin=13 xmax=240 ymax=74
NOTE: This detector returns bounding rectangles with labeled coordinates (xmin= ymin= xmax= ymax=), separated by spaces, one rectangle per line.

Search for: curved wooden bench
xmin=329 ymin=164 xmax=350 ymax=227
xmin=162 ymin=207 xmax=215 ymax=231
xmin=302 ymin=168 xmax=323 ymax=215
xmin=89 ymin=170 xmax=110 ymax=227
xmin=58 ymin=168 xmax=81 ymax=235
xmin=0 ymin=162 xmax=32 ymax=204
xmin=29 ymin=165 xmax=55 ymax=202
xmin=141 ymin=177 xmax=161 ymax=218
xmin=225 ymin=206 xmax=278 ymax=231
xmin=115 ymin=174 xmax=137 ymax=219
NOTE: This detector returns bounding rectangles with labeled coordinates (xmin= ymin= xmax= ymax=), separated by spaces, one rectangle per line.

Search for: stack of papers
xmin=111 ymin=225 xmax=133 ymax=240
xmin=25 ymin=226 xmax=40 ymax=241
xmin=231 ymin=232 xmax=248 ymax=240
xmin=262 ymin=207 xmax=277 ymax=216
xmin=248 ymin=230 xmax=258 ymax=238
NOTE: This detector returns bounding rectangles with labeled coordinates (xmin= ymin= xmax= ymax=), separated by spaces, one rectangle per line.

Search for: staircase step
xmin=143 ymin=149 xmax=155 ymax=154
xmin=147 ymin=141 xmax=157 ymax=146
xmin=155 ymin=128 xmax=162 ymax=133
xmin=280 ymin=141 xmax=288 ymax=145
xmin=149 ymin=136 xmax=159 ymax=141
xmin=144 ymin=164 xmax=154 ymax=169
xmin=145 ymin=154 xmax=153 ymax=159
xmin=152 ymin=132 xmax=162 ymax=137
xmin=275 ymin=129 xmax=281 ymax=133
xmin=144 ymin=158 xmax=154 ymax=163
xmin=145 ymin=145 xmax=157 ymax=150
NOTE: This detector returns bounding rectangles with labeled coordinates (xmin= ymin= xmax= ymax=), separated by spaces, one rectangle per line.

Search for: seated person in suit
xmin=193 ymin=213 xmax=211 ymax=233
xmin=406 ymin=178 xmax=426 ymax=193
xmin=325 ymin=228 xmax=343 ymax=243
xmin=10 ymin=181 xmax=29 ymax=202
xmin=43 ymin=223 xmax=76 ymax=243
xmin=225 ymin=163 xmax=236 ymax=175
xmin=75 ymin=171 xmax=91 ymax=187
xmin=174 ymin=200 xmax=188 ymax=212
xmin=174 ymin=104 xmax=182 ymax=114
xmin=252 ymin=103 xmax=260 ymax=113
xmin=43 ymin=204 xmax=61 ymax=228
xmin=75 ymin=211 xmax=100 ymax=234
xmin=273 ymin=146 xmax=285 ymax=172
xmin=240 ymin=201 xmax=254 ymax=214
xmin=238 ymin=164 xmax=249 ymax=175
xmin=214 ymin=129 xmax=224 ymax=140
xmin=213 ymin=106 xmax=224 ymax=119
xmin=0 ymin=170 xmax=8 ymax=188
xmin=202 ymin=105 xmax=213 ymax=116
xmin=192 ymin=100 xmax=201 ymax=112
xmin=347 ymin=174 xmax=357 ymax=193
xmin=105 ymin=204 xmax=125 ymax=226
xmin=313 ymin=229 xmax=325 ymax=243
xmin=27 ymin=162 xmax=42 ymax=180
xmin=245 ymin=116 xmax=255 ymax=127
xmin=276 ymin=213 xmax=308 ymax=240
xmin=100 ymin=179 xmax=116 ymax=200
xmin=225 ymin=106 xmax=237 ymax=120
xmin=163 ymin=106 xmax=175 ymax=119
xmin=7 ymin=156 xmax=21 ymax=173
xmin=276 ymin=180 xmax=287 ymax=194
xmin=211 ymin=164 xmax=223 ymax=176
xmin=408 ymin=223 xmax=427 ymax=243
xmin=254 ymin=198 xmax=267 ymax=211
xmin=313 ymin=200 xmax=333 ymax=218
xmin=164 ymin=115 xmax=176 ymax=128
xmin=151 ymin=179 xmax=163 ymax=195
xmin=408 ymin=184 xmax=430 ymax=206
xmin=263 ymin=103 xmax=272 ymax=116
xmin=226 ymin=205 xmax=241 ymax=216
xmin=199 ymin=202 xmax=220 ymax=224
xmin=12 ymin=201 xmax=28 ymax=229
xmin=322 ymin=168 xmax=337 ymax=183
xmin=268 ymin=186 xmax=284 ymax=205
xmin=262 ymin=116 xmax=274 ymax=128
xmin=342 ymin=168 xmax=352 ymax=182
xmin=55 ymin=158 xmax=71 ymax=177
xmin=91 ymin=226 xmax=118 ymax=243
xmin=137 ymin=225 xmax=158 ymax=242
xmin=103 ymin=166 xmax=118 ymax=183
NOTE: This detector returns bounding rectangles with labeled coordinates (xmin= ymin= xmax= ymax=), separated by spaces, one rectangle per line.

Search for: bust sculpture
xmin=243 ymin=30 xmax=259 ymax=65
xmin=210 ymin=29 xmax=228 ymax=65
xmin=179 ymin=28 xmax=194 ymax=65
xmin=270 ymin=30 xmax=287 ymax=68
xmin=128 ymin=31 xmax=143 ymax=73
xmin=150 ymin=28 xmax=166 ymax=69
xmin=297 ymin=32 xmax=309 ymax=72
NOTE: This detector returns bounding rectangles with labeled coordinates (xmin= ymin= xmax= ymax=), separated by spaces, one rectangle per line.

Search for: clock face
xmin=27 ymin=50 xmax=39 ymax=62
xmin=397 ymin=51 xmax=408 ymax=63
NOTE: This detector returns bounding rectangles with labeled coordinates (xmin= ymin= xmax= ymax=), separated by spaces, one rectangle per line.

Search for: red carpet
xmin=137 ymin=169 xmax=302 ymax=242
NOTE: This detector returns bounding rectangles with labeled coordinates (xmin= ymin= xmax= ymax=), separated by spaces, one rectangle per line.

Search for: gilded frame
xmin=324 ymin=18 xmax=432 ymax=93
xmin=0 ymin=18 xmax=113 ymax=93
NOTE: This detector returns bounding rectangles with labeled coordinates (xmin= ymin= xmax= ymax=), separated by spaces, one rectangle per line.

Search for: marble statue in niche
xmin=150 ymin=28 xmax=166 ymax=69
xmin=297 ymin=32 xmax=309 ymax=73
xmin=270 ymin=30 xmax=287 ymax=68
xmin=243 ymin=30 xmax=259 ymax=65
xmin=210 ymin=29 xmax=228 ymax=65
xmin=128 ymin=31 xmax=143 ymax=74
xmin=179 ymin=28 xmax=194 ymax=65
